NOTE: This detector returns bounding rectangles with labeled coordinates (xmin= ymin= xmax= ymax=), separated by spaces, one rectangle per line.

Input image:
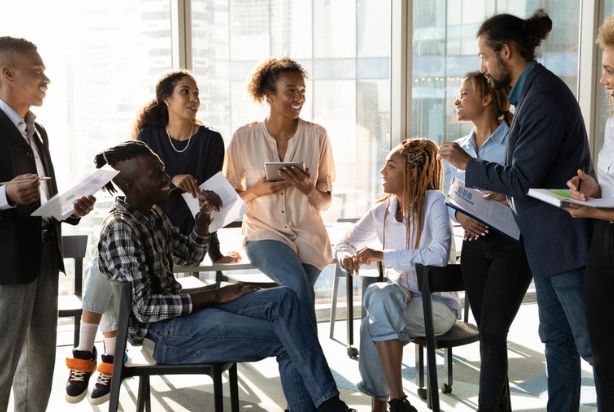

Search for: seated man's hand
xmin=355 ymin=247 xmax=383 ymax=266
xmin=342 ymin=255 xmax=360 ymax=276
xmin=215 ymin=283 xmax=259 ymax=304
xmin=72 ymin=195 xmax=96 ymax=218
xmin=5 ymin=174 xmax=41 ymax=206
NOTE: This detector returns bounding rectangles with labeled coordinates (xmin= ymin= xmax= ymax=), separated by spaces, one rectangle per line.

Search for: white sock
xmin=75 ymin=322 xmax=98 ymax=353
xmin=103 ymin=336 xmax=116 ymax=357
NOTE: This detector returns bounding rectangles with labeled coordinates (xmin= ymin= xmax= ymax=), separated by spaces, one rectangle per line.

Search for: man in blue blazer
xmin=0 ymin=37 xmax=96 ymax=411
xmin=439 ymin=10 xmax=594 ymax=412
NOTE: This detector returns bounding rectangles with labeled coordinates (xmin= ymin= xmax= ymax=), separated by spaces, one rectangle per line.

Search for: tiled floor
xmin=14 ymin=298 xmax=593 ymax=412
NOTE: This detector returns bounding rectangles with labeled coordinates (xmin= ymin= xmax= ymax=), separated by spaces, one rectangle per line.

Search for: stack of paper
xmin=446 ymin=178 xmax=520 ymax=240
xmin=182 ymin=172 xmax=248 ymax=232
xmin=31 ymin=166 xmax=119 ymax=221
xmin=528 ymin=188 xmax=614 ymax=208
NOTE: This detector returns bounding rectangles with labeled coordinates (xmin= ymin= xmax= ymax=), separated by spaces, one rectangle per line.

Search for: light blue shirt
xmin=508 ymin=61 xmax=537 ymax=106
xmin=443 ymin=121 xmax=509 ymax=221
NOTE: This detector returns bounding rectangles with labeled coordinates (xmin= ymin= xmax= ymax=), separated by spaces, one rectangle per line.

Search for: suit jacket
xmin=0 ymin=109 xmax=66 ymax=284
xmin=465 ymin=63 xmax=593 ymax=276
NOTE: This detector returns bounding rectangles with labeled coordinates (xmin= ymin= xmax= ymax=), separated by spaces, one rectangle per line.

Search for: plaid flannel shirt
xmin=98 ymin=197 xmax=209 ymax=345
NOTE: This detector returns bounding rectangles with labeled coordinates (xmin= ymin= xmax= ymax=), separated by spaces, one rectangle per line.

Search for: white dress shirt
xmin=598 ymin=116 xmax=614 ymax=199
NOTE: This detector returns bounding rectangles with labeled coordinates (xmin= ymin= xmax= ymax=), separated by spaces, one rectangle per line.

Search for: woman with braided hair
xmin=335 ymin=138 xmax=459 ymax=412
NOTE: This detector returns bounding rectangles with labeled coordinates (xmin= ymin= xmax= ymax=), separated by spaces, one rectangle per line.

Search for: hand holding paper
xmin=182 ymin=172 xmax=248 ymax=233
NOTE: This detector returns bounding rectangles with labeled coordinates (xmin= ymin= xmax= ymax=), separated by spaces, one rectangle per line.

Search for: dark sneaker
xmin=389 ymin=395 xmax=418 ymax=412
xmin=316 ymin=396 xmax=356 ymax=412
xmin=65 ymin=347 xmax=97 ymax=403
xmin=88 ymin=354 xmax=114 ymax=405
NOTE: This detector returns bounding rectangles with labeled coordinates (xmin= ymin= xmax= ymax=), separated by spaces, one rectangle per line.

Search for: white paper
xmin=31 ymin=166 xmax=119 ymax=221
xmin=182 ymin=172 xmax=248 ymax=232
xmin=446 ymin=178 xmax=521 ymax=241
xmin=528 ymin=188 xmax=614 ymax=209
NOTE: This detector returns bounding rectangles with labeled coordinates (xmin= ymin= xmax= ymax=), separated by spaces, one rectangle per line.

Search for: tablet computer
xmin=264 ymin=161 xmax=305 ymax=181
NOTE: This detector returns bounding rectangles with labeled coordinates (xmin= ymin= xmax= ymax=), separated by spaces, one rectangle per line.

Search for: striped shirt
xmin=98 ymin=197 xmax=209 ymax=345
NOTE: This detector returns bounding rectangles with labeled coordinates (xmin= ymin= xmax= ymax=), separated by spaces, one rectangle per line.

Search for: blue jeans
xmin=146 ymin=287 xmax=339 ymax=412
xmin=534 ymin=268 xmax=593 ymax=412
xmin=358 ymin=282 xmax=457 ymax=400
xmin=246 ymin=240 xmax=321 ymax=329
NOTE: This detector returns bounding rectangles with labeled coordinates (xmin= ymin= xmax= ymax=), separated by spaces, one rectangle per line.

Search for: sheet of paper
xmin=446 ymin=178 xmax=521 ymax=241
xmin=182 ymin=172 xmax=248 ymax=232
xmin=528 ymin=188 xmax=614 ymax=208
xmin=31 ymin=166 xmax=119 ymax=221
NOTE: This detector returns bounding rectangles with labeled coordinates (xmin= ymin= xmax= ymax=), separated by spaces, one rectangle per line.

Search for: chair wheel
xmin=417 ymin=388 xmax=427 ymax=400
xmin=347 ymin=347 xmax=359 ymax=359
xmin=442 ymin=383 xmax=452 ymax=394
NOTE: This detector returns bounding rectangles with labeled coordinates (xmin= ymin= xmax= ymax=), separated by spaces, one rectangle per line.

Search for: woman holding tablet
xmin=224 ymin=57 xmax=335 ymax=329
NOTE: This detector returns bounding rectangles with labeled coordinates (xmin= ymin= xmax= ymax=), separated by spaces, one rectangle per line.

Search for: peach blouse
xmin=223 ymin=119 xmax=335 ymax=269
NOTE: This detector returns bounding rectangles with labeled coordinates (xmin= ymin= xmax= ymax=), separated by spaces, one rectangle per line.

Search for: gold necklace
xmin=166 ymin=124 xmax=195 ymax=153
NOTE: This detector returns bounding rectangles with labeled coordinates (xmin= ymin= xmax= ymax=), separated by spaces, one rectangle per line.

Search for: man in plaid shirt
xmin=94 ymin=141 xmax=355 ymax=412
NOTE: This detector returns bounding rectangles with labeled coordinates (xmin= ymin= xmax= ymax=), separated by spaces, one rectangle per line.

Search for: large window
xmin=1 ymin=0 xmax=174 ymax=251
xmin=191 ymin=0 xmax=392 ymax=218
xmin=411 ymin=1 xmax=581 ymax=144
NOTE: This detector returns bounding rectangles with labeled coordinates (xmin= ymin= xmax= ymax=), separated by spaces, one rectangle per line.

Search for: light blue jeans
xmin=358 ymin=282 xmax=457 ymax=400
xmin=246 ymin=240 xmax=321 ymax=329
xmin=146 ymin=287 xmax=339 ymax=412
xmin=82 ymin=260 xmax=116 ymax=332
xmin=533 ymin=268 xmax=594 ymax=412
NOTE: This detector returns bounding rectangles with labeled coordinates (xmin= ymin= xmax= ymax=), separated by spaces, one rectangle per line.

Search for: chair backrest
xmin=415 ymin=263 xmax=464 ymax=294
xmin=62 ymin=234 xmax=88 ymax=296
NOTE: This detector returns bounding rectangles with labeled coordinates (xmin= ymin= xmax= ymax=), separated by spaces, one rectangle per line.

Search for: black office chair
xmin=108 ymin=281 xmax=239 ymax=412
xmin=58 ymin=234 xmax=88 ymax=347
xmin=414 ymin=263 xmax=479 ymax=412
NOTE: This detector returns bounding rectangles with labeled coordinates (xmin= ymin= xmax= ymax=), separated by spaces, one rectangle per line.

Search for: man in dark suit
xmin=0 ymin=36 xmax=95 ymax=411
xmin=439 ymin=10 xmax=594 ymax=412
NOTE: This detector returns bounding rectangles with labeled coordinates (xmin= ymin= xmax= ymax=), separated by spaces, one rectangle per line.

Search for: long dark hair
xmin=131 ymin=70 xmax=195 ymax=138
xmin=477 ymin=9 xmax=552 ymax=62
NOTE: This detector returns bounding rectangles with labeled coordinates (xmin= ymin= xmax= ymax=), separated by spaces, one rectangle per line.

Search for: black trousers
xmin=585 ymin=220 xmax=614 ymax=412
xmin=461 ymin=231 xmax=532 ymax=412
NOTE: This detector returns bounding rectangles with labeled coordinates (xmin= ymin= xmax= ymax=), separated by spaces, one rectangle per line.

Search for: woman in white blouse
xmin=565 ymin=15 xmax=614 ymax=411
xmin=224 ymin=57 xmax=335 ymax=330
xmin=335 ymin=138 xmax=458 ymax=412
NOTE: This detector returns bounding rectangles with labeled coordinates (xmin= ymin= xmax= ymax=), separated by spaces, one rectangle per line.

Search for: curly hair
xmin=598 ymin=14 xmax=614 ymax=49
xmin=247 ymin=57 xmax=307 ymax=103
xmin=388 ymin=138 xmax=442 ymax=249
xmin=131 ymin=70 xmax=195 ymax=138
xmin=478 ymin=9 xmax=552 ymax=62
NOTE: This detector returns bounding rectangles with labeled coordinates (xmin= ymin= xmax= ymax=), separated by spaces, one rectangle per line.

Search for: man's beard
xmin=487 ymin=54 xmax=512 ymax=90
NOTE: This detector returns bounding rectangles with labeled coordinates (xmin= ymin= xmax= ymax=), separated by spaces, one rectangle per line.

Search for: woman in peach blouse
xmin=224 ymin=57 xmax=335 ymax=329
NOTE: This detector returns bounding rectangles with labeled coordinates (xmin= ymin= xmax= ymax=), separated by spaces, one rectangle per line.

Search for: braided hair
xmin=392 ymin=138 xmax=442 ymax=249
xmin=94 ymin=140 xmax=156 ymax=194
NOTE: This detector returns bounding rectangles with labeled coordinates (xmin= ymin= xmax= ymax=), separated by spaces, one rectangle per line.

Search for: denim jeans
xmin=82 ymin=259 xmax=117 ymax=332
xmin=357 ymin=282 xmax=457 ymax=400
xmin=246 ymin=239 xmax=321 ymax=329
xmin=146 ymin=287 xmax=339 ymax=412
xmin=534 ymin=268 xmax=593 ymax=412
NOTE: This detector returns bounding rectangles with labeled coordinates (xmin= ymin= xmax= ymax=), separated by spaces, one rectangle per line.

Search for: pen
xmin=0 ymin=176 xmax=52 ymax=185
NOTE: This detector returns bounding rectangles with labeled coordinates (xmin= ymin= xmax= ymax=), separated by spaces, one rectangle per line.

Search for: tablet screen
xmin=264 ymin=162 xmax=305 ymax=181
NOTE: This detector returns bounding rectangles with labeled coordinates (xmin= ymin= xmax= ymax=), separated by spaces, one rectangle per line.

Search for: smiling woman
xmin=224 ymin=57 xmax=335 ymax=331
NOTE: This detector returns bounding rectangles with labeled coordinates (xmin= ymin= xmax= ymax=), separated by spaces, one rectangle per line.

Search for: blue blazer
xmin=465 ymin=63 xmax=593 ymax=277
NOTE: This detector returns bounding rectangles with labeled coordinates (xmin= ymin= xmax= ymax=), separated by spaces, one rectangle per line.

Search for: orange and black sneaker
xmin=88 ymin=354 xmax=114 ymax=405
xmin=65 ymin=347 xmax=97 ymax=403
